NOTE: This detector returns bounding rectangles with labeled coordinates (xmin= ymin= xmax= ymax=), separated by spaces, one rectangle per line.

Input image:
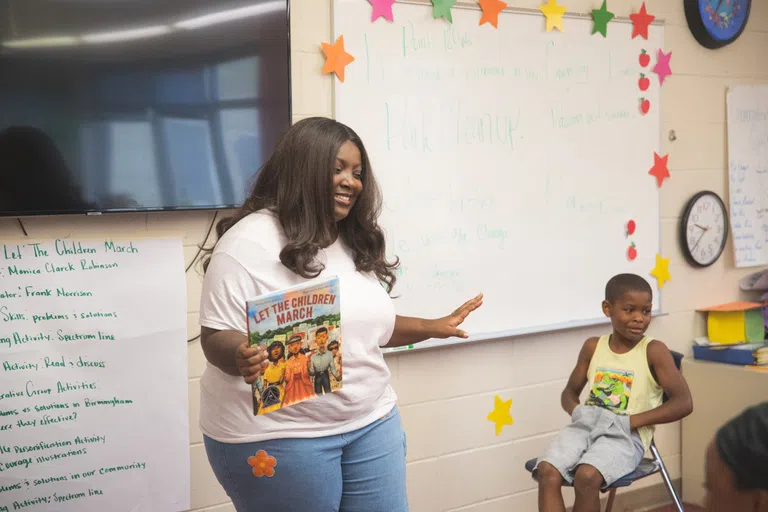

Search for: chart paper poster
xmin=0 ymin=237 xmax=189 ymax=512
xmin=727 ymin=85 xmax=768 ymax=267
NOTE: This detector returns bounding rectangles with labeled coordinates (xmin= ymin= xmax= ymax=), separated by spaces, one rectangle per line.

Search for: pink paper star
xmin=652 ymin=49 xmax=672 ymax=85
xmin=369 ymin=0 xmax=395 ymax=22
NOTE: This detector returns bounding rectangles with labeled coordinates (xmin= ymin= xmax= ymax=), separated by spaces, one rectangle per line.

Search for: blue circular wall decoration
xmin=684 ymin=0 xmax=751 ymax=49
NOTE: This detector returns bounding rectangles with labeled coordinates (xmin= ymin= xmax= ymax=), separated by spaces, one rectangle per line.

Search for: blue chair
xmin=524 ymin=351 xmax=686 ymax=512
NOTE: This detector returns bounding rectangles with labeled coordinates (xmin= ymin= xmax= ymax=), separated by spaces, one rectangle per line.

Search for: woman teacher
xmin=199 ymin=117 xmax=482 ymax=511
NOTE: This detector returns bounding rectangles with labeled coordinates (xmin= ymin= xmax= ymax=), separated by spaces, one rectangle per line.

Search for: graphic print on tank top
xmin=586 ymin=368 xmax=634 ymax=413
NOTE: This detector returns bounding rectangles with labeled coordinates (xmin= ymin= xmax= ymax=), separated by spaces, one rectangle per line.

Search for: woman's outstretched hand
xmin=431 ymin=293 xmax=483 ymax=339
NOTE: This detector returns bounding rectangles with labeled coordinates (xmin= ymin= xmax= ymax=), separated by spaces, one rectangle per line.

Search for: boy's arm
xmin=629 ymin=340 xmax=693 ymax=430
xmin=561 ymin=337 xmax=598 ymax=415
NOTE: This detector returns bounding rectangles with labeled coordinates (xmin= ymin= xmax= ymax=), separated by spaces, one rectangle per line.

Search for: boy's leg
xmin=537 ymin=462 xmax=567 ymax=512
xmin=572 ymin=464 xmax=603 ymax=512
xmin=534 ymin=405 xmax=602 ymax=512
xmin=572 ymin=411 xmax=645 ymax=511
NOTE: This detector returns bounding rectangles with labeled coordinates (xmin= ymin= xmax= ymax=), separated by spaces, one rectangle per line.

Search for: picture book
xmin=246 ymin=276 xmax=342 ymax=416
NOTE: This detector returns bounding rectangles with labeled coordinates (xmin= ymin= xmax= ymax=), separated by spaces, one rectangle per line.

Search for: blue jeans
xmin=203 ymin=406 xmax=408 ymax=512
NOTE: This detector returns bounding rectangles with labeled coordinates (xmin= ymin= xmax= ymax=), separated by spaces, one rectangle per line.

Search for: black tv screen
xmin=0 ymin=0 xmax=291 ymax=216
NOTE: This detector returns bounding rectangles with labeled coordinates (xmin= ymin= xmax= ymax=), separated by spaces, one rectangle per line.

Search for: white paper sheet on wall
xmin=726 ymin=85 xmax=768 ymax=267
xmin=0 ymin=237 xmax=189 ymax=512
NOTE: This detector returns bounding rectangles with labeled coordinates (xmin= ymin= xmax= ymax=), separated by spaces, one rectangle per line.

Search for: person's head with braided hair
xmin=705 ymin=402 xmax=768 ymax=512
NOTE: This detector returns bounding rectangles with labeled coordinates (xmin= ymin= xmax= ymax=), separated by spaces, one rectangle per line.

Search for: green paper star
xmin=591 ymin=0 xmax=615 ymax=37
xmin=431 ymin=0 xmax=457 ymax=23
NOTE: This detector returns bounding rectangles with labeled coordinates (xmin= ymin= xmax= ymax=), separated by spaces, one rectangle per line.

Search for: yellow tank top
xmin=585 ymin=335 xmax=664 ymax=450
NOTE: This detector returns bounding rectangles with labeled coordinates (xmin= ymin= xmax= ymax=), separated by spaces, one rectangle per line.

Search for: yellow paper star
xmin=540 ymin=0 xmax=567 ymax=32
xmin=486 ymin=395 xmax=514 ymax=436
xmin=650 ymin=253 xmax=671 ymax=289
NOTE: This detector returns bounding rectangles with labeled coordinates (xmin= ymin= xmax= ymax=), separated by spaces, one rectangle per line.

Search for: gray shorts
xmin=534 ymin=405 xmax=645 ymax=488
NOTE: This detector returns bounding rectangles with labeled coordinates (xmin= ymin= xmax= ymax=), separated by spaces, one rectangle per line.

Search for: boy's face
xmin=316 ymin=331 xmax=328 ymax=350
xmin=602 ymin=290 xmax=652 ymax=343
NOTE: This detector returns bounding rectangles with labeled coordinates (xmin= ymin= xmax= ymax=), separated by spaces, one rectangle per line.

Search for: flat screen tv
xmin=0 ymin=0 xmax=291 ymax=216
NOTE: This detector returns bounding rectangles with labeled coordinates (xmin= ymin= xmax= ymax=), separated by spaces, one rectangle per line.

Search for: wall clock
xmin=684 ymin=0 xmax=751 ymax=49
xmin=679 ymin=191 xmax=729 ymax=267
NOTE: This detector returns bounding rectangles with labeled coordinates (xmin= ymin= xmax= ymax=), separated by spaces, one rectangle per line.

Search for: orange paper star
xmin=478 ymin=0 xmax=507 ymax=28
xmin=321 ymin=35 xmax=355 ymax=82
xmin=648 ymin=152 xmax=670 ymax=187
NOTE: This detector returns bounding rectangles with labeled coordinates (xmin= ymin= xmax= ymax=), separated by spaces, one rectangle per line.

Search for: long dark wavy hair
xmin=202 ymin=117 xmax=399 ymax=293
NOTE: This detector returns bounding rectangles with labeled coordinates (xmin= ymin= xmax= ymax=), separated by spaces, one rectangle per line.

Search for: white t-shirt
xmin=198 ymin=210 xmax=398 ymax=443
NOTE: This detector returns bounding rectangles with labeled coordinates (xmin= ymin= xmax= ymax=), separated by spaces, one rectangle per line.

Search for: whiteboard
xmin=726 ymin=85 xmax=768 ymax=267
xmin=333 ymin=0 xmax=663 ymax=351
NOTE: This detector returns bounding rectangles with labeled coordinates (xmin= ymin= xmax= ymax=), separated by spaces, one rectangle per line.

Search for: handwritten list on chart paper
xmin=0 ymin=238 xmax=189 ymax=512
xmin=727 ymin=85 xmax=768 ymax=267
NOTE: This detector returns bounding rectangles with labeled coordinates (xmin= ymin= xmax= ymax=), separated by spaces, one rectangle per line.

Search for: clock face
xmin=685 ymin=0 xmax=751 ymax=49
xmin=683 ymin=192 xmax=728 ymax=267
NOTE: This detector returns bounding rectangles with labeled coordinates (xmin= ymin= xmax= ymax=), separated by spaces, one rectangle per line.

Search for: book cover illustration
xmin=246 ymin=276 xmax=342 ymax=416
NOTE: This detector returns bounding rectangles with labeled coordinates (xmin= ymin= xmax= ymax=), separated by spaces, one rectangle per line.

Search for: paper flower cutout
xmin=648 ymin=152 xmax=670 ymax=187
xmin=479 ymin=0 xmax=507 ymax=28
xmin=650 ymin=254 xmax=671 ymax=289
xmin=540 ymin=0 xmax=567 ymax=32
xmin=630 ymin=2 xmax=656 ymax=40
xmin=248 ymin=450 xmax=277 ymax=478
xmin=486 ymin=395 xmax=514 ymax=436
xmin=368 ymin=0 xmax=395 ymax=22
xmin=652 ymin=49 xmax=672 ymax=85
xmin=321 ymin=35 xmax=355 ymax=82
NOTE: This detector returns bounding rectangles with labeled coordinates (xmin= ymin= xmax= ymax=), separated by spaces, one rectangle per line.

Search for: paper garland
xmin=352 ymin=0 xmax=657 ymax=43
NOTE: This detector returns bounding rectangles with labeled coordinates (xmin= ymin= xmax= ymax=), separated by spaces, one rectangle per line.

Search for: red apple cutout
xmin=627 ymin=242 xmax=637 ymax=261
xmin=639 ymin=49 xmax=650 ymax=67
xmin=626 ymin=219 xmax=636 ymax=236
xmin=638 ymin=74 xmax=650 ymax=91
xmin=640 ymin=98 xmax=650 ymax=115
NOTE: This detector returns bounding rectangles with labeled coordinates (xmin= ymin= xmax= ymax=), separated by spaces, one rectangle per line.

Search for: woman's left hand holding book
xmin=201 ymin=327 xmax=270 ymax=385
xmin=235 ymin=342 xmax=269 ymax=385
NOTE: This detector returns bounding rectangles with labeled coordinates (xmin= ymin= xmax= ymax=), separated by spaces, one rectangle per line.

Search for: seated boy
xmin=534 ymin=273 xmax=693 ymax=512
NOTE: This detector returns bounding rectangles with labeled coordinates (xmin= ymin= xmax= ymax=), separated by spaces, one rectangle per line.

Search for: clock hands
xmin=691 ymin=224 xmax=712 ymax=257
xmin=691 ymin=230 xmax=707 ymax=252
